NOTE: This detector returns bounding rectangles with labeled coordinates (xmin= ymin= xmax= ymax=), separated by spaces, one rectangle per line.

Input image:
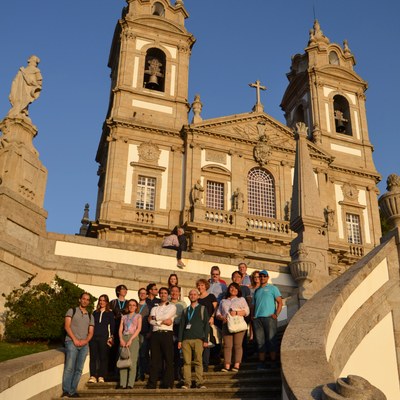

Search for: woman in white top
xmin=216 ymin=282 xmax=250 ymax=372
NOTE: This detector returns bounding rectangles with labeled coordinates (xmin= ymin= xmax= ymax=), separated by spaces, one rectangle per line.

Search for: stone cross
xmin=249 ymin=80 xmax=266 ymax=112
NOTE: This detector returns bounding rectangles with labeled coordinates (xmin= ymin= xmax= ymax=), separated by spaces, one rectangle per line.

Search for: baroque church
xmin=89 ymin=0 xmax=381 ymax=282
xmin=1 ymin=1 xmax=400 ymax=399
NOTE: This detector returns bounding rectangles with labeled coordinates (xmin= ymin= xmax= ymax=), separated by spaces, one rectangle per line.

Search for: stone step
xmin=57 ymin=386 xmax=281 ymax=399
xmin=89 ymin=374 xmax=280 ymax=390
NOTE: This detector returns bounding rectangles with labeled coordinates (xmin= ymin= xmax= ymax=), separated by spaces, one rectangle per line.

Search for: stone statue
xmin=324 ymin=205 xmax=335 ymax=228
xmin=312 ymin=123 xmax=322 ymax=144
xmin=284 ymin=199 xmax=291 ymax=221
xmin=232 ymin=187 xmax=244 ymax=212
xmin=7 ymin=55 xmax=42 ymax=119
xmin=192 ymin=179 xmax=204 ymax=206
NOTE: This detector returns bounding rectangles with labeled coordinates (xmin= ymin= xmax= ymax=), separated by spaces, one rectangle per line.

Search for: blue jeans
xmin=62 ymin=340 xmax=89 ymax=395
xmin=253 ymin=317 xmax=278 ymax=353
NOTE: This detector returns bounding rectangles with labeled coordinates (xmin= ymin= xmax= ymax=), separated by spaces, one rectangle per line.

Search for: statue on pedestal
xmin=7 ymin=55 xmax=43 ymax=120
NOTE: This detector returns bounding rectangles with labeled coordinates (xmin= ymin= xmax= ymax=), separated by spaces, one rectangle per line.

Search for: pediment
xmin=189 ymin=112 xmax=296 ymax=151
xmin=134 ymin=16 xmax=187 ymax=34
xmin=319 ymin=65 xmax=366 ymax=85
xmin=188 ymin=112 xmax=333 ymax=162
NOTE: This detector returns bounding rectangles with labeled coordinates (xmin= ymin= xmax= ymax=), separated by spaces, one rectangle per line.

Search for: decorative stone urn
xmin=379 ymin=173 xmax=400 ymax=229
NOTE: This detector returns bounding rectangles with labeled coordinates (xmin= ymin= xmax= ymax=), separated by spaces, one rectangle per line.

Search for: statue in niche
xmin=191 ymin=179 xmax=204 ymax=206
xmin=7 ymin=55 xmax=42 ymax=119
xmin=324 ymin=205 xmax=335 ymax=228
xmin=232 ymin=187 xmax=244 ymax=212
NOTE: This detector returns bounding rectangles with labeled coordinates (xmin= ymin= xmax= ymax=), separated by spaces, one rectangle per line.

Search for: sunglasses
xmin=259 ymin=275 xmax=268 ymax=278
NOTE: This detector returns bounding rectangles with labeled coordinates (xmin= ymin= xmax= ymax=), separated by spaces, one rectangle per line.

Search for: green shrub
xmin=2 ymin=275 xmax=96 ymax=342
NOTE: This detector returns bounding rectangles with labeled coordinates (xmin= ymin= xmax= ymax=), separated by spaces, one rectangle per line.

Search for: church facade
xmin=90 ymin=0 xmax=381 ymax=278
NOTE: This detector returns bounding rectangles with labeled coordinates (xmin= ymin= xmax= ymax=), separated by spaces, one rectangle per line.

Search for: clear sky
xmin=0 ymin=1 xmax=399 ymax=234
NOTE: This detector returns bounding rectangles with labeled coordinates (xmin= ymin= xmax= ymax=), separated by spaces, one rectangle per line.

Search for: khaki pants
xmin=182 ymin=339 xmax=204 ymax=386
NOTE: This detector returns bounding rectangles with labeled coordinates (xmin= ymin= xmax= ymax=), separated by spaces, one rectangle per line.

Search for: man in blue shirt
xmin=252 ymin=270 xmax=282 ymax=369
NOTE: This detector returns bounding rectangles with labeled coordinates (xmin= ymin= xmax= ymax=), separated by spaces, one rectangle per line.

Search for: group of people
xmin=61 ymin=263 xmax=282 ymax=397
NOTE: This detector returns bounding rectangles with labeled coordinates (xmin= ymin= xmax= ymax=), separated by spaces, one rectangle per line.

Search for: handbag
xmin=226 ymin=313 xmax=247 ymax=333
xmin=116 ymin=347 xmax=131 ymax=369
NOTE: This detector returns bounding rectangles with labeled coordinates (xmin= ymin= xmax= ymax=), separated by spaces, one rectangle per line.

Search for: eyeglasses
xmin=259 ymin=275 xmax=268 ymax=278
xmin=212 ymin=273 xmax=220 ymax=276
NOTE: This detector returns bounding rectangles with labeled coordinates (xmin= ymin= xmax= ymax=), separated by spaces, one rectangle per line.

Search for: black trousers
xmin=89 ymin=335 xmax=109 ymax=378
xmin=148 ymin=330 xmax=174 ymax=388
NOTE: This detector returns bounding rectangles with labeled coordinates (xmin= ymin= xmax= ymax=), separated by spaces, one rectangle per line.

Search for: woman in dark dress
xmin=89 ymin=294 xmax=115 ymax=383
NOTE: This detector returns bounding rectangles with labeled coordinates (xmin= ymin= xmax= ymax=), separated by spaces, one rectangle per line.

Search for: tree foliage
xmin=2 ymin=275 xmax=96 ymax=342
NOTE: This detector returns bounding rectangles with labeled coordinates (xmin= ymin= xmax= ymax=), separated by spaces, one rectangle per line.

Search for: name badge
xmin=186 ymin=323 xmax=191 ymax=330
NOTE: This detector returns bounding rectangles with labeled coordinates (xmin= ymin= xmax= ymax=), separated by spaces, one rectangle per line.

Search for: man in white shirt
xmin=146 ymin=287 xmax=176 ymax=389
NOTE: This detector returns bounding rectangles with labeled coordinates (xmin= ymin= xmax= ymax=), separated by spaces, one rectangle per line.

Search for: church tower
xmin=281 ymin=20 xmax=381 ymax=272
xmin=92 ymin=0 xmax=195 ymax=243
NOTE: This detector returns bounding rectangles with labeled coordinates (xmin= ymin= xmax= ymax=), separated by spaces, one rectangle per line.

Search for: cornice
xmin=329 ymin=164 xmax=381 ymax=182
xmin=106 ymin=117 xmax=182 ymax=139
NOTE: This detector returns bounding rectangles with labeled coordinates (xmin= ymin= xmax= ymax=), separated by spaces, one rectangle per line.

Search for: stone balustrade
xmin=281 ymin=228 xmax=400 ymax=400
xmin=0 ymin=348 xmax=88 ymax=400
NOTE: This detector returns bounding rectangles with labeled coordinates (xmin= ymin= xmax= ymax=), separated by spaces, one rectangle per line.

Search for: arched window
xmin=247 ymin=168 xmax=276 ymax=218
xmin=333 ymin=95 xmax=352 ymax=135
xmin=329 ymin=51 xmax=340 ymax=65
xmin=293 ymin=104 xmax=305 ymax=126
xmin=152 ymin=2 xmax=165 ymax=16
xmin=144 ymin=48 xmax=166 ymax=92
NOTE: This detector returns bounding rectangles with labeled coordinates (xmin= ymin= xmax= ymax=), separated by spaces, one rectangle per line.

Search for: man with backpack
xmin=62 ymin=292 xmax=94 ymax=398
xmin=178 ymin=289 xmax=209 ymax=389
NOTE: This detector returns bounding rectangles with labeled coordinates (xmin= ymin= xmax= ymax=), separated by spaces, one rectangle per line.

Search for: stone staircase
xmin=55 ymin=329 xmax=285 ymax=399
xmin=69 ymin=363 xmax=281 ymax=399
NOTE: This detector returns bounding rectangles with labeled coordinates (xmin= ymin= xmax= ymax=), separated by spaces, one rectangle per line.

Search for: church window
xmin=152 ymin=2 xmax=165 ymax=16
xmin=329 ymin=51 xmax=340 ymax=65
xmin=293 ymin=104 xmax=305 ymax=126
xmin=206 ymin=181 xmax=224 ymax=210
xmin=247 ymin=168 xmax=276 ymax=218
xmin=144 ymin=48 xmax=166 ymax=92
xmin=136 ymin=176 xmax=156 ymax=210
xmin=346 ymin=213 xmax=362 ymax=244
xmin=333 ymin=95 xmax=352 ymax=135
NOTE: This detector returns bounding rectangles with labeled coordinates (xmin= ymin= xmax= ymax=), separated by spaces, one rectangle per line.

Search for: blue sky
xmin=0 ymin=1 xmax=399 ymax=234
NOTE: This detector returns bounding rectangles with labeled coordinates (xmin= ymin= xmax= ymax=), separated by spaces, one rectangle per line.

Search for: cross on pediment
xmin=249 ymin=79 xmax=267 ymax=112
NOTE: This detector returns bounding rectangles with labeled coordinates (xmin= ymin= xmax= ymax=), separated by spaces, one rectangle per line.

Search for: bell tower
xmin=281 ymin=20 xmax=381 ymax=269
xmin=92 ymin=0 xmax=195 ymax=242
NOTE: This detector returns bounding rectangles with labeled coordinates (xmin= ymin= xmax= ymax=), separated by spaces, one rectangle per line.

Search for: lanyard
xmin=187 ymin=304 xmax=198 ymax=322
xmin=118 ymin=299 xmax=126 ymax=310
xmin=139 ymin=303 xmax=146 ymax=314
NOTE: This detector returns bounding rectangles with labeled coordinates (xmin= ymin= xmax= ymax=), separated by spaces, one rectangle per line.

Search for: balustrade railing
xmin=246 ymin=216 xmax=290 ymax=234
